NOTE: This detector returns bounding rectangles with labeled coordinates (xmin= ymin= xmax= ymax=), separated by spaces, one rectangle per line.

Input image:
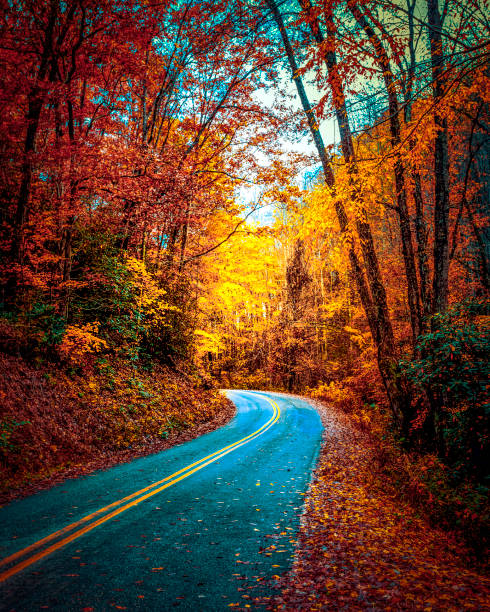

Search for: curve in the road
xmin=0 ymin=393 xmax=280 ymax=583
xmin=0 ymin=390 xmax=323 ymax=611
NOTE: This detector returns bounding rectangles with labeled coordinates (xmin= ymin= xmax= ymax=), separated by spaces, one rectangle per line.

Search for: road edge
xmin=0 ymin=395 xmax=236 ymax=507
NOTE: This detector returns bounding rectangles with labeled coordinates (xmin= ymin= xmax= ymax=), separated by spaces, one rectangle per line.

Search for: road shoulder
xmin=264 ymin=395 xmax=490 ymax=611
xmin=0 ymin=390 xmax=235 ymax=507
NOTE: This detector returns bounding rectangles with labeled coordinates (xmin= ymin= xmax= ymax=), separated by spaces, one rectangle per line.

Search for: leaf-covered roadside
xmin=0 ymin=351 xmax=234 ymax=505
xmin=265 ymin=400 xmax=490 ymax=611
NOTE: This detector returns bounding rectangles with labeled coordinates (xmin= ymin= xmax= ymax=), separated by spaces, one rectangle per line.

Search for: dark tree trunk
xmin=405 ymin=0 xmax=431 ymax=325
xmin=427 ymin=0 xmax=450 ymax=314
xmin=165 ymin=225 xmax=180 ymax=270
xmin=413 ymin=172 xmax=431 ymax=322
xmin=178 ymin=199 xmax=192 ymax=272
xmin=298 ymin=0 xmax=406 ymax=422
xmin=348 ymin=1 xmax=422 ymax=343
xmin=11 ymin=92 xmax=45 ymax=262
xmin=265 ymin=0 xmax=380 ymax=346
xmin=11 ymin=2 xmax=58 ymax=262
xmin=300 ymin=0 xmax=396 ymax=361
xmin=268 ymin=0 xmax=410 ymax=425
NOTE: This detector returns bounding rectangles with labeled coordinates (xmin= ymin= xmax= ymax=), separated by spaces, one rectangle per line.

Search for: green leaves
xmin=399 ymin=299 xmax=490 ymax=480
xmin=0 ymin=417 xmax=30 ymax=452
xmin=402 ymin=300 xmax=489 ymax=404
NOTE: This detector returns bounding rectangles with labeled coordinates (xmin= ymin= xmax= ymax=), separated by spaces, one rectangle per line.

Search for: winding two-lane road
xmin=0 ymin=391 xmax=322 ymax=611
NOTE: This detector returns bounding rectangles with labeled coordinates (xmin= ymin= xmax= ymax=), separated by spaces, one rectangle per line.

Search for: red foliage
xmin=0 ymin=351 xmax=234 ymax=503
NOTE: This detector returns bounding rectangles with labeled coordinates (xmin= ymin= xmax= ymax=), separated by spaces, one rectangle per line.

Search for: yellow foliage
xmin=124 ymin=256 xmax=178 ymax=340
xmin=310 ymin=381 xmax=350 ymax=404
xmin=194 ymin=329 xmax=223 ymax=357
xmin=343 ymin=326 xmax=368 ymax=349
xmin=58 ymin=322 xmax=108 ymax=366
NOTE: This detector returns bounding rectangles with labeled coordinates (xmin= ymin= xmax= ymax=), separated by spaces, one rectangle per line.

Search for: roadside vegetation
xmin=0 ymin=0 xmax=488 ymax=584
xmin=0 ymin=345 xmax=230 ymax=503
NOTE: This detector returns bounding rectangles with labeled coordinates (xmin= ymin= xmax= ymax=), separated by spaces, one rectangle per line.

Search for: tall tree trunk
xmin=178 ymin=198 xmax=192 ymax=272
xmin=11 ymin=92 xmax=45 ymax=262
xmin=405 ymin=0 xmax=431 ymax=324
xmin=60 ymin=222 xmax=74 ymax=282
xmin=413 ymin=172 xmax=431 ymax=321
xmin=58 ymin=98 xmax=78 ymax=286
xmin=268 ymin=0 xmax=408 ymax=424
xmin=297 ymin=0 xmax=404 ymax=409
xmin=11 ymin=2 xmax=57 ymax=262
xmin=348 ymin=1 xmax=422 ymax=342
xmin=427 ymin=0 xmax=450 ymax=314
xmin=299 ymin=0 xmax=395 ymax=353
xmin=265 ymin=0 xmax=380 ymax=348
xmin=165 ymin=225 xmax=180 ymax=270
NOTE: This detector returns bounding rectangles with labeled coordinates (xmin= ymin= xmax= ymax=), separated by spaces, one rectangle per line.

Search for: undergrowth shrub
xmin=58 ymin=322 xmax=108 ymax=368
xmin=370 ymin=419 xmax=490 ymax=561
xmin=309 ymin=343 xmax=489 ymax=563
xmin=400 ymin=299 xmax=490 ymax=482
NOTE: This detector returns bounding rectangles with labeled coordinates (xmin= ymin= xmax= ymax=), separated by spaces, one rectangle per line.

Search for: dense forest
xmin=0 ymin=0 xmax=488 ymax=555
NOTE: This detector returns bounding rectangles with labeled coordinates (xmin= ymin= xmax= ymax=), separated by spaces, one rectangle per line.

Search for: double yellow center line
xmin=0 ymin=392 xmax=280 ymax=583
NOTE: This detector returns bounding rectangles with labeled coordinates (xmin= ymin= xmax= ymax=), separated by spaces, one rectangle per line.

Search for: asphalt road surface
xmin=0 ymin=390 xmax=323 ymax=611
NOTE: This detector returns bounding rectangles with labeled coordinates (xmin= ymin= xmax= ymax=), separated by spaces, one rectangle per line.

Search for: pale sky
xmin=240 ymin=68 xmax=337 ymax=224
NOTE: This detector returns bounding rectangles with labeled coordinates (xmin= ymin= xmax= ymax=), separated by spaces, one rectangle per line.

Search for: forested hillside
xmin=1 ymin=0 xmax=488 ymax=555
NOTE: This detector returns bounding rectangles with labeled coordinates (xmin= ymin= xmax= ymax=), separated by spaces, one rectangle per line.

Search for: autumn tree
xmin=0 ymin=0 xmax=285 ymax=367
xmin=259 ymin=0 xmax=488 ymax=452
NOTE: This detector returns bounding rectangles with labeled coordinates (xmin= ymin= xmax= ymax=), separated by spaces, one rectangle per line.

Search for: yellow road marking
xmin=0 ymin=392 xmax=280 ymax=583
xmin=0 ymin=392 xmax=275 ymax=569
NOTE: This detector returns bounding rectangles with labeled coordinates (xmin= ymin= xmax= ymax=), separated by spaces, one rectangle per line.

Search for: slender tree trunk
xmin=298 ymin=0 xmax=411 ymax=424
xmin=413 ymin=172 xmax=431 ymax=320
xmin=140 ymin=222 xmax=148 ymax=262
xmin=404 ymin=0 xmax=431 ymax=325
xmin=268 ymin=0 xmax=408 ymax=424
xmin=11 ymin=2 xmax=57 ymax=262
xmin=349 ymin=1 xmax=422 ymax=342
xmin=299 ymin=0 xmax=395 ymax=353
xmin=58 ymin=98 xmax=79 ymax=286
xmin=397 ymin=0 xmax=439 ymax=442
xmin=165 ymin=225 xmax=180 ymax=270
xmin=265 ymin=0 xmax=380 ymax=347
xmin=427 ymin=0 xmax=450 ymax=314
xmin=11 ymin=93 xmax=45 ymax=262
xmin=60 ymin=222 xmax=74 ymax=282
xmin=178 ymin=198 xmax=192 ymax=272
